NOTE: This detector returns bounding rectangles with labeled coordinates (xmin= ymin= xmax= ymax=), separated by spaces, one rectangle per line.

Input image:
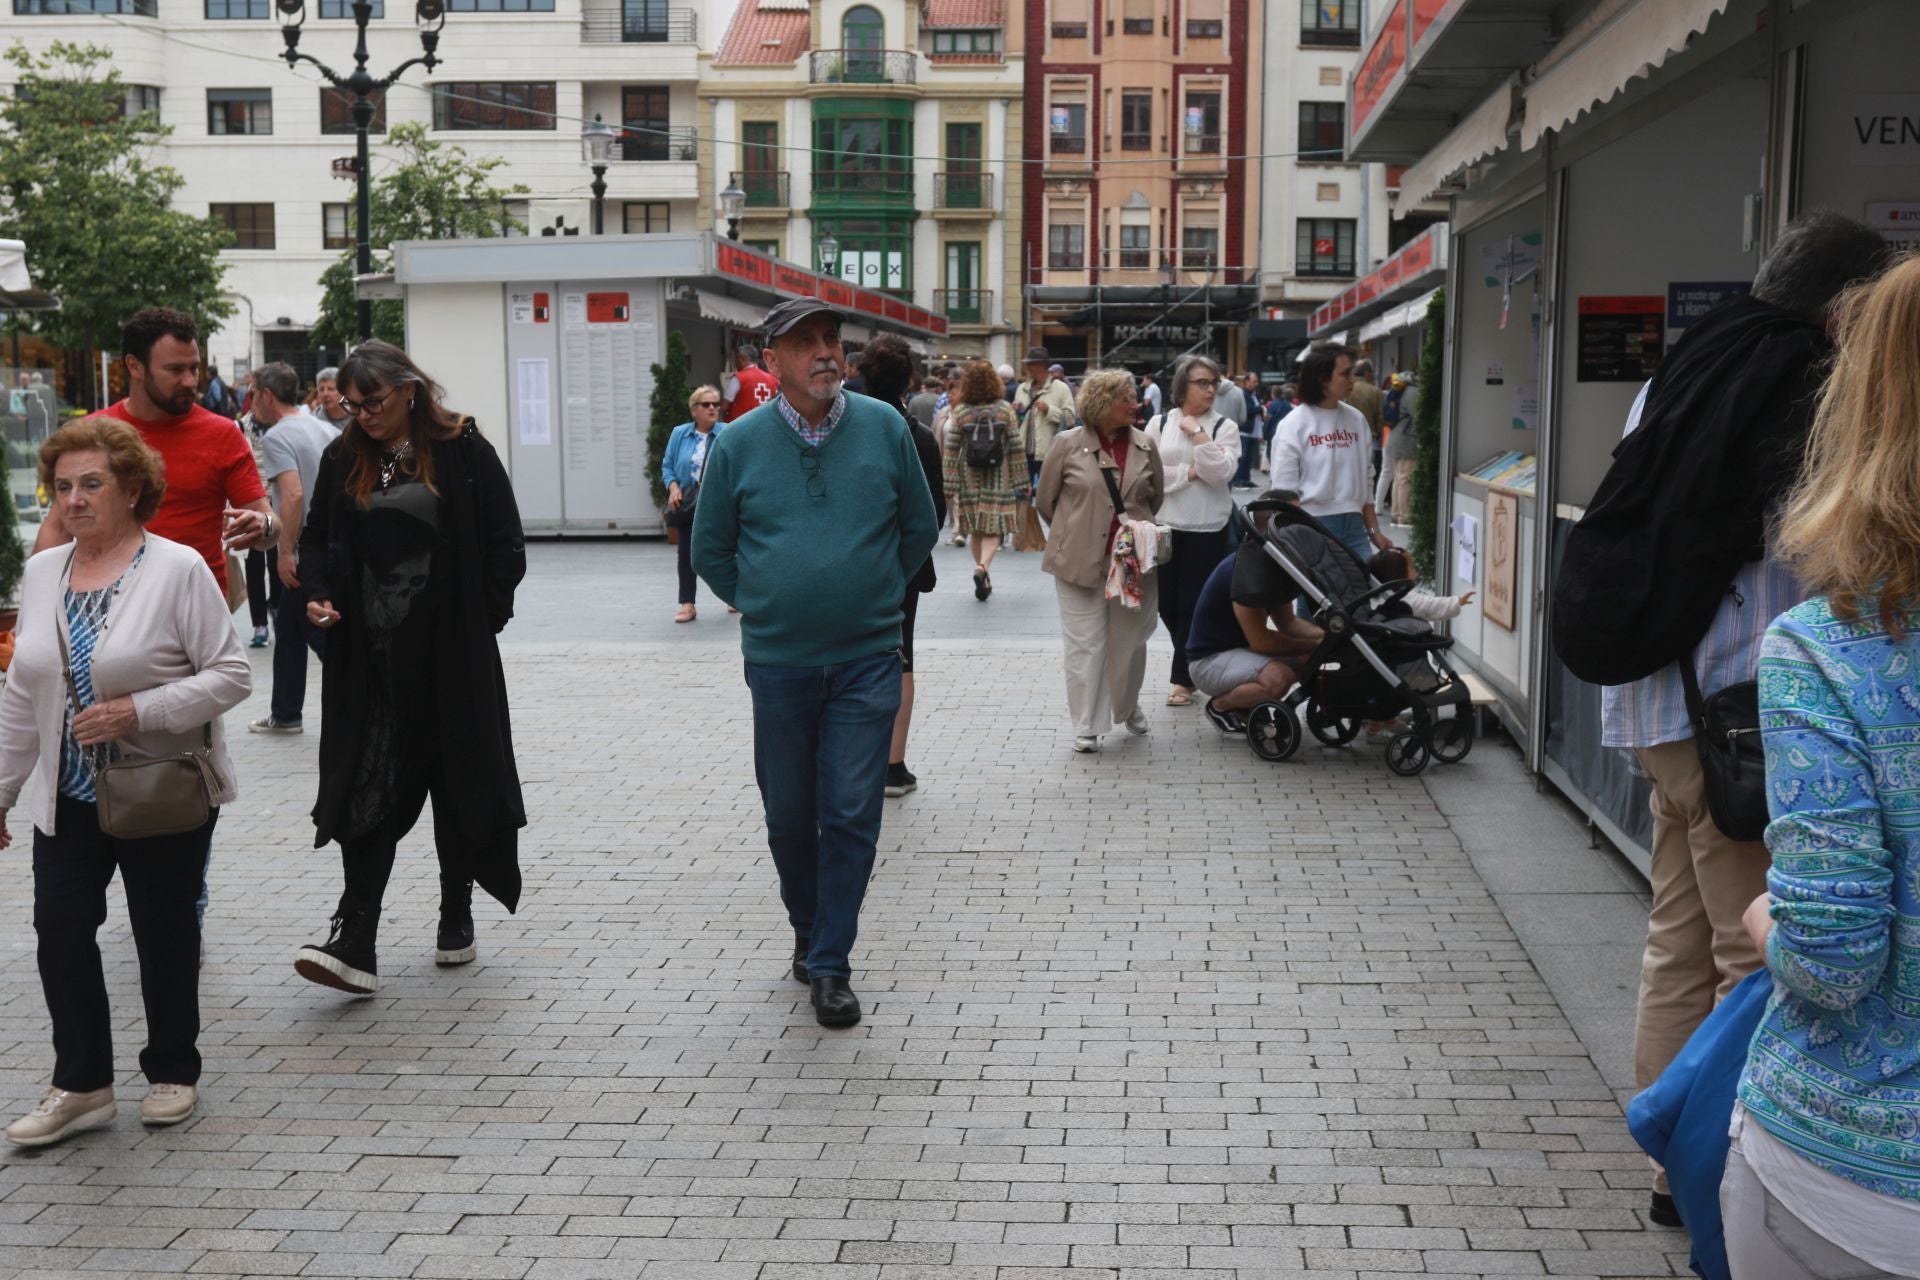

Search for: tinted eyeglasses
xmin=1188 ymin=378 xmax=1219 ymax=391
xmin=339 ymin=390 xmax=392 ymax=416
xmin=799 ymin=444 xmax=826 ymax=498
xmin=695 ymin=400 xmax=722 ymax=409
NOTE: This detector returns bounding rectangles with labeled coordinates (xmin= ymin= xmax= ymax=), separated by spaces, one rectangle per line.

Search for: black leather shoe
xmin=809 ymin=977 xmax=861 ymax=1028
xmin=1649 ymin=1191 xmax=1681 ymax=1228
xmin=791 ymin=934 xmax=810 ymax=984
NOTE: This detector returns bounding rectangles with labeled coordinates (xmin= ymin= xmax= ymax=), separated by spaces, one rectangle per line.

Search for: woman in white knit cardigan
xmin=0 ymin=417 xmax=250 ymax=1148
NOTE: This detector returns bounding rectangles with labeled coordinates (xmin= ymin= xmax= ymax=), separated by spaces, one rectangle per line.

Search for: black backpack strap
xmin=1101 ymin=464 xmax=1126 ymax=518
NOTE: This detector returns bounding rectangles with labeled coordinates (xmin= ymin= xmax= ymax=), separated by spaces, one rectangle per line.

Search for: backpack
xmin=202 ymin=377 xmax=234 ymax=417
xmin=958 ymin=403 xmax=1006 ymax=469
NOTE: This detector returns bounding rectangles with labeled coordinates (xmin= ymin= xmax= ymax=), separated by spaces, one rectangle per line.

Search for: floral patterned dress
xmin=940 ymin=401 xmax=1028 ymax=538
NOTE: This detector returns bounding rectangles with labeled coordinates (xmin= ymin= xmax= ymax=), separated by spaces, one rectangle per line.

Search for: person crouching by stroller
xmin=1183 ymin=490 xmax=1324 ymax=733
xmin=1037 ymin=369 xmax=1164 ymax=753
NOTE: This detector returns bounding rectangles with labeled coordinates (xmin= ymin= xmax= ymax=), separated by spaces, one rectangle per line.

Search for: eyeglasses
xmin=695 ymin=401 xmax=721 ymax=409
xmin=799 ymin=444 xmax=826 ymax=498
xmin=1188 ymin=378 xmax=1219 ymax=390
xmin=339 ymin=391 xmax=391 ymax=416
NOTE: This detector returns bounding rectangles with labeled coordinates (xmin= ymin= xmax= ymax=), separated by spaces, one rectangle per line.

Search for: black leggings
xmin=338 ymin=762 xmax=471 ymax=921
xmin=245 ymin=548 xmax=271 ymax=629
xmin=676 ymin=530 xmax=697 ymax=605
xmin=1157 ymin=525 xmax=1231 ymax=688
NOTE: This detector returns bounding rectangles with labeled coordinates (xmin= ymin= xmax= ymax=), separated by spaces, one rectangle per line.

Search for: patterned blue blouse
xmin=1741 ymin=598 xmax=1920 ymax=1201
xmin=57 ymin=544 xmax=143 ymax=804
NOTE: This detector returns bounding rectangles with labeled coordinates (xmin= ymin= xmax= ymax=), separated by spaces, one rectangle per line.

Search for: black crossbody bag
xmin=1678 ymin=654 xmax=1767 ymax=842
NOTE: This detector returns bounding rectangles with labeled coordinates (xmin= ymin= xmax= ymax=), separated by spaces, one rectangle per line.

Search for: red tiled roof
xmin=716 ymin=4 xmax=810 ymax=65
xmin=923 ymin=0 xmax=1003 ymax=27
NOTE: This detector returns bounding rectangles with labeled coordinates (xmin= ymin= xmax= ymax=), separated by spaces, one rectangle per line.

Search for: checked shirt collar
xmin=775 ymin=388 xmax=848 ymax=447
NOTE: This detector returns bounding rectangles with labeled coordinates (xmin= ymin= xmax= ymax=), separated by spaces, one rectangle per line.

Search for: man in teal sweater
xmin=692 ymin=297 xmax=939 ymax=1028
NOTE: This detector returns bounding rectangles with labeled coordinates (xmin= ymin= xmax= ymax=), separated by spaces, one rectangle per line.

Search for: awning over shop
xmin=388 ymin=234 xmax=951 ymax=344
xmin=1519 ymin=0 xmax=1735 ymax=148
xmin=0 ymin=239 xmax=59 ymax=312
xmin=1355 ymin=286 xmax=1441 ymax=345
xmin=682 ymin=287 xmax=769 ymax=329
xmin=1348 ymin=0 xmax=1558 ymax=163
xmin=1306 ymin=224 xmax=1449 ymax=340
xmin=1391 ymin=74 xmax=1518 ymax=216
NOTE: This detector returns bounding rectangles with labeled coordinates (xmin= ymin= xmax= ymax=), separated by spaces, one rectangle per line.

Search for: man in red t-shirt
xmin=35 ymin=308 xmax=273 ymax=595
xmin=723 ymin=344 xmax=779 ymax=422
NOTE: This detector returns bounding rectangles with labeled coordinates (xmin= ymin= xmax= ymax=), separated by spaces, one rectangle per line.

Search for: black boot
xmin=791 ymin=932 xmax=810 ymax=985
xmin=810 ymin=977 xmax=861 ymax=1028
xmin=436 ymin=878 xmax=476 ymax=967
xmin=295 ymin=908 xmax=380 ymax=994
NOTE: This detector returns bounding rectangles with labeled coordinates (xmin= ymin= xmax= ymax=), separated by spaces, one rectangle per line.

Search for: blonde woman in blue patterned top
xmin=1729 ymin=254 xmax=1920 ymax=1277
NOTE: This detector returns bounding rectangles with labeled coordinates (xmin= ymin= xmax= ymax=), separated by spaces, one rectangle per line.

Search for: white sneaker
xmin=1123 ymin=708 xmax=1150 ymax=736
xmin=1072 ymin=735 xmax=1102 ymax=753
xmin=5 ymin=1086 xmax=116 ymax=1147
xmin=140 ymin=1083 xmax=196 ymax=1127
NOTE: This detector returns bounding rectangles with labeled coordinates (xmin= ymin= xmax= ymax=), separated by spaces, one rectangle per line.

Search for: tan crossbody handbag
xmin=57 ymin=624 xmax=221 ymax=840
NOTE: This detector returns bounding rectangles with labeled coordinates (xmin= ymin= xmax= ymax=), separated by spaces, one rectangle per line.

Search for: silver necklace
xmin=377 ymin=438 xmax=414 ymax=491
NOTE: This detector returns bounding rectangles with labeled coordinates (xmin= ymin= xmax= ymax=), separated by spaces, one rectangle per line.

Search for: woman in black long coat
xmin=291 ymin=340 xmax=527 ymax=996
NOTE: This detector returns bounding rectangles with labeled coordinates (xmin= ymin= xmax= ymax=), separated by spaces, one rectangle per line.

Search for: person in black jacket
xmin=291 ymin=340 xmax=528 ymax=996
xmin=857 ymin=336 xmax=946 ymax=798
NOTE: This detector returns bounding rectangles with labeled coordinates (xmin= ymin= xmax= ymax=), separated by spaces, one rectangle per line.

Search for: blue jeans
xmin=744 ymin=648 xmax=903 ymax=980
xmin=1232 ymin=433 xmax=1258 ymax=486
xmin=271 ymin=575 xmax=327 ymax=723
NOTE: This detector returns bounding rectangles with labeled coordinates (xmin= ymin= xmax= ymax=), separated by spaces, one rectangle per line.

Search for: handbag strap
xmin=1677 ymin=646 xmax=1709 ymax=734
xmin=1101 ymin=463 xmax=1127 ymax=519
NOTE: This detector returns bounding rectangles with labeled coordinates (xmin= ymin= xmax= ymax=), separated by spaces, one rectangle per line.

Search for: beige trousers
xmin=1634 ymin=738 xmax=1770 ymax=1190
xmin=1390 ymin=458 xmax=1417 ymax=521
xmin=1055 ymin=576 xmax=1159 ymax=737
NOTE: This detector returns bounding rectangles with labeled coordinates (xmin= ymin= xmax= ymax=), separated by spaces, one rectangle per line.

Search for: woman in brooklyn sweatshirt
xmin=1270 ymin=344 xmax=1394 ymax=563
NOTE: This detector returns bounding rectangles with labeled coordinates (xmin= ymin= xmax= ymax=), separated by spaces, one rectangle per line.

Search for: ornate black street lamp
xmin=279 ymin=0 xmax=446 ymax=341
xmin=582 ymin=115 xmax=615 ymax=235
xmin=718 ymin=178 xmax=746 ymax=242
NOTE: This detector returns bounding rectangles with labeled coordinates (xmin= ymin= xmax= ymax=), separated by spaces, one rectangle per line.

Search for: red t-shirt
xmin=101 ymin=400 xmax=266 ymax=592
xmin=727 ymin=367 xmax=779 ymax=422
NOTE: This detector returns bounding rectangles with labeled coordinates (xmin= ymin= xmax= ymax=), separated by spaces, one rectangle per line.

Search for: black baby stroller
xmin=1235 ymin=497 xmax=1475 ymax=776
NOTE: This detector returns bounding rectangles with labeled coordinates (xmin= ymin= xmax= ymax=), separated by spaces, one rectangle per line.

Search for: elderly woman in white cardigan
xmin=0 ymin=417 xmax=250 ymax=1148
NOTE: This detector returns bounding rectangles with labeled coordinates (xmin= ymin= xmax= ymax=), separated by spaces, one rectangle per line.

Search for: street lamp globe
xmin=719 ymin=179 xmax=746 ymax=220
xmin=818 ymin=231 xmax=840 ymax=277
xmin=581 ymin=113 xmax=617 ymax=166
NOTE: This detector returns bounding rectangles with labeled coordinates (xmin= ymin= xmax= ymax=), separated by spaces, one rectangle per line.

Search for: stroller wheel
xmin=1385 ymin=730 xmax=1431 ymax=776
xmin=1306 ymin=699 xmax=1361 ymax=747
xmin=1246 ymin=701 xmax=1302 ymax=763
xmin=1430 ymin=716 xmax=1474 ymax=764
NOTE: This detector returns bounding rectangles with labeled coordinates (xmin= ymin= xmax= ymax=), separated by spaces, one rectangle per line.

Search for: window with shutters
xmin=1296 ymin=217 xmax=1355 ymax=276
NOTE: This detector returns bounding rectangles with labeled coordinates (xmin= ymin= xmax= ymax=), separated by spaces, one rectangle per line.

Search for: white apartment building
xmin=4 ymin=0 xmax=721 ymax=380
xmin=699 ymin=0 xmax=1025 ymax=365
xmin=1251 ymin=0 xmax=1390 ymax=366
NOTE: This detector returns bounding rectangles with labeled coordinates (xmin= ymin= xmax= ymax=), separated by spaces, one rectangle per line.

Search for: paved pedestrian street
xmin=0 ymin=541 xmax=1685 ymax=1280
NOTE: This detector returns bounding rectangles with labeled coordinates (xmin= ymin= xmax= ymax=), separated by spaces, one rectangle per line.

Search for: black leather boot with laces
xmin=436 ymin=878 xmax=476 ymax=966
xmin=294 ymin=909 xmax=380 ymax=994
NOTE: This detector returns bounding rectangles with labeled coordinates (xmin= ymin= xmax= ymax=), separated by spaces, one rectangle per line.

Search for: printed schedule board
xmin=504 ymin=277 xmax=662 ymax=529
xmin=1576 ymin=295 xmax=1664 ymax=383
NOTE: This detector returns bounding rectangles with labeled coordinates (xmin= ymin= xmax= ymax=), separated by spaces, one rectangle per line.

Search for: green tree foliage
xmin=312 ymin=121 xmax=529 ymax=353
xmin=647 ymin=330 xmax=691 ymax=511
xmin=1409 ymin=288 xmax=1446 ymax=581
xmin=0 ymin=42 xmax=234 ymax=390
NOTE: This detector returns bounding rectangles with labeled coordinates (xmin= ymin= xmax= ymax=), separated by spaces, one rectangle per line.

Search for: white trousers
xmin=1055 ymin=576 xmax=1159 ymax=738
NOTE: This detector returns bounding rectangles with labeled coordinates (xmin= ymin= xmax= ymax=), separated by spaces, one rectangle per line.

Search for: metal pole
xmin=591 ymin=165 xmax=607 ymax=235
xmin=352 ymin=0 xmax=376 ymax=341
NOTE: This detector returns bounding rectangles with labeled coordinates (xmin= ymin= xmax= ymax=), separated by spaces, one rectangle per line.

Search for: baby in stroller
xmin=1222 ymin=494 xmax=1475 ymax=774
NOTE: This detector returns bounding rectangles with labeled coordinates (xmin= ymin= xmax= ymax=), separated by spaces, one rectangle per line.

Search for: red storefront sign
xmin=1308 ymin=224 xmax=1445 ymax=335
xmin=1351 ymin=0 xmax=1408 ymax=139
xmin=772 ymin=263 xmax=817 ymax=296
xmin=716 ymin=241 xmax=774 ymax=288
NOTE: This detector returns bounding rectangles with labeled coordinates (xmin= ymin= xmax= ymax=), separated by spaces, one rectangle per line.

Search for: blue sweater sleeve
xmin=661 ymin=422 xmax=687 ymax=488
xmin=1759 ymin=619 xmax=1897 ymax=1012
xmin=689 ymin=434 xmax=740 ymax=606
xmin=895 ymin=421 xmax=939 ymax=580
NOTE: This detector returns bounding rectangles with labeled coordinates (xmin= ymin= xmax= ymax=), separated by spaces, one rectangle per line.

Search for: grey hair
xmin=253 ymin=361 xmax=299 ymax=406
xmin=1169 ymin=354 xmax=1224 ymax=413
xmin=1752 ymin=211 xmax=1894 ymax=322
xmin=736 ymin=345 xmax=761 ymax=363
xmin=315 ymin=366 xmax=340 ymax=384
xmin=1352 ymin=359 xmax=1374 ymax=379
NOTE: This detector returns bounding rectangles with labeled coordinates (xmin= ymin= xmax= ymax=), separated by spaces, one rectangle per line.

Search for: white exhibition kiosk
xmin=380 ymin=233 xmax=951 ymax=535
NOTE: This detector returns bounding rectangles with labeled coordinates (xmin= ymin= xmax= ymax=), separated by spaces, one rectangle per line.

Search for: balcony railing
xmin=1300 ymin=25 xmax=1361 ymax=48
xmin=933 ymin=171 xmax=992 ymax=211
xmin=579 ymin=6 xmax=696 ymax=43
xmin=1051 ymin=135 xmax=1088 ymax=155
xmin=1096 ymin=246 xmax=1225 ymax=273
xmin=934 ymin=289 xmax=992 ymax=324
xmin=812 ymin=168 xmax=913 ymax=196
xmin=808 ymin=49 xmax=917 ymax=85
xmin=1183 ymin=132 xmax=1223 ymax=155
xmin=1047 ymin=252 xmax=1084 ymax=270
xmin=731 ymin=170 xmax=790 ymax=208
xmin=615 ymin=126 xmax=697 ymax=162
